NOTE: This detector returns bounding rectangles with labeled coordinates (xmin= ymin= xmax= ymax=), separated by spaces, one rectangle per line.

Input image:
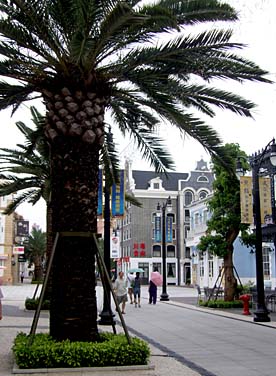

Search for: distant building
xmin=116 ymin=158 xmax=214 ymax=285
xmin=187 ymin=193 xmax=276 ymax=290
xmin=0 ymin=195 xmax=16 ymax=284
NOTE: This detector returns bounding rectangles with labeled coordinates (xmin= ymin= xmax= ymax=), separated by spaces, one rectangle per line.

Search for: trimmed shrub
xmin=199 ymin=299 xmax=247 ymax=309
xmin=13 ymin=332 xmax=150 ymax=369
xmin=25 ymin=298 xmax=50 ymax=310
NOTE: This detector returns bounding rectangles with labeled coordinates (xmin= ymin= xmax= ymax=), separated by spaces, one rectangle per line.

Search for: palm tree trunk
xmin=43 ymin=204 xmax=53 ymax=302
xmin=33 ymin=256 xmax=44 ymax=282
xmin=49 ymin=137 xmax=100 ymax=341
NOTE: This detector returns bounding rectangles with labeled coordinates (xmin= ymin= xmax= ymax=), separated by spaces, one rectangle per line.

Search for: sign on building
xmin=166 ymin=215 xmax=173 ymax=242
xmin=97 ymin=169 xmax=103 ymax=216
xmin=111 ymin=170 xmax=125 ymax=217
xmin=259 ymin=177 xmax=272 ymax=223
xmin=18 ymin=254 xmax=27 ymax=262
xmin=240 ymin=176 xmax=253 ymax=224
xmin=154 ymin=215 xmax=161 ymax=242
xmin=13 ymin=246 xmax=24 ymax=255
xmin=16 ymin=221 xmax=29 ymax=237
xmin=240 ymin=176 xmax=272 ymax=224
xmin=111 ymin=236 xmax=120 ymax=258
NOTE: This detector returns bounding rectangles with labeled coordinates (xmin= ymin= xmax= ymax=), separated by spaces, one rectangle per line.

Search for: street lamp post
xmin=98 ymin=127 xmax=116 ymax=326
xmin=237 ymin=138 xmax=276 ymax=322
xmin=157 ymin=196 xmax=172 ymax=301
xmin=98 ymin=184 xmax=116 ymax=326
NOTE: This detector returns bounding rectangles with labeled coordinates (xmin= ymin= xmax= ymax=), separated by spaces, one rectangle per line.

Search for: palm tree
xmin=24 ymin=225 xmax=46 ymax=282
xmin=0 ymin=107 xmax=49 ymax=214
xmin=0 ymin=107 xmax=54 ymax=262
xmin=0 ymin=0 xmax=270 ymax=341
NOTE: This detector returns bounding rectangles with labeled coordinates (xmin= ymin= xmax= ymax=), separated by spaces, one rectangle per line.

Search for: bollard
xmin=239 ymin=294 xmax=251 ymax=315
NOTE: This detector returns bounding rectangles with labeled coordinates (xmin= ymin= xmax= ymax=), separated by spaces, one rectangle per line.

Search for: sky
xmin=0 ymin=0 xmax=276 ymax=231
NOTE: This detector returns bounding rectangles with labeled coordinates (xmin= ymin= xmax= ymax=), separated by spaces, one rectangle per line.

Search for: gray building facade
xmin=117 ymin=158 xmax=214 ymax=285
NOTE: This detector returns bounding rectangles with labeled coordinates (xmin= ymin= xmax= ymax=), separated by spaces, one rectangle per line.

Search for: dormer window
xmin=148 ymin=177 xmax=164 ymax=190
xmin=197 ymin=175 xmax=209 ymax=183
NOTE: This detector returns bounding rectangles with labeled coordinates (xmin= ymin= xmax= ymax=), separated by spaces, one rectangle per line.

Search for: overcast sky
xmin=0 ymin=0 xmax=275 ymax=230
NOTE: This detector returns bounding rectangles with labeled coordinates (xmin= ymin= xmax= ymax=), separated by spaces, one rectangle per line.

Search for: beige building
xmin=0 ymin=195 xmax=18 ymax=285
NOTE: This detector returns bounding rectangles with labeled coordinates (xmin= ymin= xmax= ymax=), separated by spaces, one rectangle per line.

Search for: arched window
xmin=153 ymin=245 xmax=161 ymax=257
xmin=197 ymin=175 xmax=209 ymax=183
xmin=184 ymin=190 xmax=194 ymax=205
xmin=199 ymin=190 xmax=208 ymax=200
xmin=167 ymin=245 xmax=175 ymax=257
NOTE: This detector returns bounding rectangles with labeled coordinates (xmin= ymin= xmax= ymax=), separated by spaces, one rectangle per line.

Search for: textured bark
xmin=44 ymin=205 xmax=53 ymax=301
xmin=223 ymin=246 xmax=237 ymax=302
xmin=44 ymin=86 xmax=107 ymax=341
xmin=33 ymin=255 xmax=44 ymax=282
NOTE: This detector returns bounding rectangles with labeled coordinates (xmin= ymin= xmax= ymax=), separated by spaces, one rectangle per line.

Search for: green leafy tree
xmin=24 ymin=225 xmax=46 ymax=282
xmin=198 ymin=143 xmax=253 ymax=301
xmin=0 ymin=1 xmax=270 ymax=341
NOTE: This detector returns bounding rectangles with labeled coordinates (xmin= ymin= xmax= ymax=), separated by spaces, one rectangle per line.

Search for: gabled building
xmin=117 ymin=158 xmax=214 ymax=285
xmin=187 ymin=194 xmax=276 ymax=290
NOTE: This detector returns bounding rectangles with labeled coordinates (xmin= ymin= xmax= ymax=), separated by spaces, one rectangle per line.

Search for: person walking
xmin=133 ymin=272 xmax=141 ymax=308
xmin=113 ymin=271 xmax=128 ymax=314
xmin=20 ymin=271 xmax=24 ymax=283
xmin=127 ymin=272 xmax=135 ymax=304
xmin=148 ymin=280 xmax=157 ymax=304
xmin=149 ymin=268 xmax=162 ymax=304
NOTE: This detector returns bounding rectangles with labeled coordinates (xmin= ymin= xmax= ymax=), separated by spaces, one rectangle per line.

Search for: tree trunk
xmin=43 ymin=84 xmax=107 ymax=341
xmin=44 ymin=204 xmax=53 ymax=301
xmin=33 ymin=256 xmax=44 ymax=282
xmin=223 ymin=245 xmax=237 ymax=301
xmin=49 ymin=137 xmax=100 ymax=341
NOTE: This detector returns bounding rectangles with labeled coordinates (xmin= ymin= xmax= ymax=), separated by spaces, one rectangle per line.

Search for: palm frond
xmin=100 ymin=129 xmax=120 ymax=186
xmin=125 ymin=192 xmax=142 ymax=208
xmin=0 ymin=188 xmax=42 ymax=215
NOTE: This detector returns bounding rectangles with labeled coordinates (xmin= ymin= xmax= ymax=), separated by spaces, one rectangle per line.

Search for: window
xmin=263 ymin=247 xmax=270 ymax=279
xmin=153 ymin=245 xmax=161 ymax=257
xmin=153 ymin=263 xmax=161 ymax=273
xmin=202 ymin=210 xmax=208 ymax=224
xmin=199 ymin=190 xmax=208 ymax=200
xmin=184 ymin=190 xmax=194 ymax=205
xmin=195 ymin=213 xmax=200 ymax=225
xmin=199 ymin=252 xmax=204 ymax=277
xmin=138 ymin=263 xmax=149 ymax=279
xmin=197 ymin=175 xmax=209 ymax=183
xmin=167 ymin=245 xmax=175 ymax=257
xmin=167 ymin=263 xmax=176 ymax=278
xmin=172 ymin=229 xmax=176 ymax=239
xmin=149 ymin=177 xmax=163 ymax=190
xmin=184 ymin=209 xmax=190 ymax=222
xmin=167 ymin=212 xmax=175 ymax=223
xmin=208 ymin=254 xmax=214 ymax=278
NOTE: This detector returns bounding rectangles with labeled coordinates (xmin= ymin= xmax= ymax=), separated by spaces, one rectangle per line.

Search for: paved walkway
xmin=1 ymin=283 xmax=276 ymax=376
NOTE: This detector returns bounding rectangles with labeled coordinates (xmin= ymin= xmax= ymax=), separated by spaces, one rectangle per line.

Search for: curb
xmin=12 ymin=364 xmax=155 ymax=374
xmin=165 ymin=300 xmax=276 ymax=329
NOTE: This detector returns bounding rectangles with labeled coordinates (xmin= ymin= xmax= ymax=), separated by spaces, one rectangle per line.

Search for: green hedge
xmin=199 ymin=299 xmax=247 ymax=309
xmin=13 ymin=332 xmax=150 ymax=369
xmin=25 ymin=298 xmax=50 ymax=310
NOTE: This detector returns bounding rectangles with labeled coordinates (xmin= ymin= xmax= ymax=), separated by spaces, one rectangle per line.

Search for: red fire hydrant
xmin=240 ymin=294 xmax=251 ymax=315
